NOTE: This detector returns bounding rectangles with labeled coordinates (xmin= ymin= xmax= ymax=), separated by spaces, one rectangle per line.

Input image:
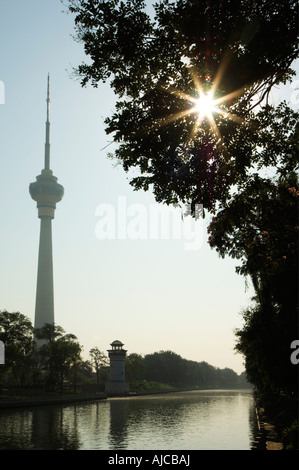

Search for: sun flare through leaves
xmin=161 ymin=67 xmax=246 ymax=145
xmin=192 ymin=91 xmax=216 ymax=120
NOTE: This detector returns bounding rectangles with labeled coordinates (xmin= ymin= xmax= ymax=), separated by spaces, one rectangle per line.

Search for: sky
xmin=0 ymin=0 xmax=298 ymax=374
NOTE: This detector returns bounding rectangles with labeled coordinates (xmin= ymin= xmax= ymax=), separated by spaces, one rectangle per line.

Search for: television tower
xmin=29 ymin=75 xmax=64 ymax=331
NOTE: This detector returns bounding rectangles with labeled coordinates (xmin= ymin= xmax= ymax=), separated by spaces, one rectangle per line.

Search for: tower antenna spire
xmin=45 ymin=73 xmax=50 ymax=170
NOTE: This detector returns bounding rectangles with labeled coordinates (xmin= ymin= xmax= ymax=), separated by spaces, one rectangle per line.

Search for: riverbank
xmin=0 ymin=393 xmax=107 ymax=408
xmin=129 ymin=387 xmax=201 ymax=396
xmin=0 ymin=387 xmax=251 ymax=407
xmin=252 ymin=401 xmax=284 ymax=450
xmin=0 ymin=387 xmax=198 ymax=407
xmin=253 ymin=389 xmax=299 ymax=451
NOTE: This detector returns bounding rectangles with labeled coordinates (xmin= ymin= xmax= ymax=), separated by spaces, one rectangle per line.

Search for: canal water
xmin=0 ymin=389 xmax=257 ymax=450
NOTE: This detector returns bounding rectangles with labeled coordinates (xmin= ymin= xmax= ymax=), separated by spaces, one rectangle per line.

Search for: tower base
xmin=105 ymin=381 xmax=129 ymax=396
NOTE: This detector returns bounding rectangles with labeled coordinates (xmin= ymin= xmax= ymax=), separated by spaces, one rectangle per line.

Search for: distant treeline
xmin=125 ymin=351 xmax=250 ymax=390
xmin=0 ymin=311 xmax=249 ymax=394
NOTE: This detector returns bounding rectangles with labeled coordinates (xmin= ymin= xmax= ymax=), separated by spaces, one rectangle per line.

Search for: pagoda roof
xmin=110 ymin=340 xmax=124 ymax=346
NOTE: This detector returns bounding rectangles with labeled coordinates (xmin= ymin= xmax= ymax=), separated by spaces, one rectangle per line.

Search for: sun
xmin=154 ymin=66 xmax=246 ymax=143
xmin=192 ymin=91 xmax=217 ymax=119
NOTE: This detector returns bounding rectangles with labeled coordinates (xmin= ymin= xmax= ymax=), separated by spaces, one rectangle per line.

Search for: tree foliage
xmin=125 ymin=353 xmax=146 ymax=383
xmin=89 ymin=346 xmax=109 ymax=385
xmin=209 ymin=173 xmax=298 ymax=303
xmin=207 ymin=109 xmax=298 ymax=396
xmin=36 ymin=324 xmax=82 ymax=391
xmin=67 ymin=0 xmax=298 ymax=211
xmin=0 ymin=313 xmax=83 ymax=392
xmin=0 ymin=311 xmax=34 ymax=386
xmin=235 ymin=302 xmax=298 ymax=395
xmin=141 ymin=350 xmax=247 ymax=388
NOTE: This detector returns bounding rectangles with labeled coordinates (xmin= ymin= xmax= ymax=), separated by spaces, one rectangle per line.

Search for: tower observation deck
xmin=29 ymin=75 xmax=64 ymax=331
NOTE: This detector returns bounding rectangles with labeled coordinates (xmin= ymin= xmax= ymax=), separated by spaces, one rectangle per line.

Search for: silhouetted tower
xmin=29 ymin=75 xmax=64 ymax=330
xmin=105 ymin=340 xmax=129 ymax=396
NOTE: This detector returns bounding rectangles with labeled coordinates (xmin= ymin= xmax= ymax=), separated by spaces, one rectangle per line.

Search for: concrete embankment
xmin=130 ymin=387 xmax=194 ymax=396
xmin=0 ymin=388 xmax=194 ymax=407
xmin=0 ymin=394 xmax=107 ymax=409
xmin=252 ymin=400 xmax=283 ymax=450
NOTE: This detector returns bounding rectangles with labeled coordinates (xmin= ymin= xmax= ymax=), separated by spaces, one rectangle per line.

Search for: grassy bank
xmin=129 ymin=380 xmax=174 ymax=392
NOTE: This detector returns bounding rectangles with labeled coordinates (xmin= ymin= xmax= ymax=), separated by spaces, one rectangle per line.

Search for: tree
xmin=208 ymin=164 xmax=298 ymax=394
xmin=125 ymin=353 xmax=146 ymax=383
xmin=0 ymin=311 xmax=34 ymax=387
xmin=76 ymin=359 xmax=95 ymax=383
xmin=66 ymin=0 xmax=298 ymax=212
xmin=89 ymin=347 xmax=109 ymax=386
xmin=145 ymin=350 xmax=187 ymax=386
xmin=209 ymin=173 xmax=298 ymax=305
xmin=36 ymin=324 xmax=82 ymax=392
xmin=235 ymin=300 xmax=298 ymax=395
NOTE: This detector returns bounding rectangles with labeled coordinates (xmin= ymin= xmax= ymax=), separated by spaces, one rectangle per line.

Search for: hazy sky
xmin=0 ymin=0 xmax=297 ymax=374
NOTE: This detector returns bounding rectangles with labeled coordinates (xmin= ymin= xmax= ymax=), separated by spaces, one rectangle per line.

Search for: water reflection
xmin=109 ymin=399 xmax=129 ymax=449
xmin=0 ymin=390 xmax=257 ymax=450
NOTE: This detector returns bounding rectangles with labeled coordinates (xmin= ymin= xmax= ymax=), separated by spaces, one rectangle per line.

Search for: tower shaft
xmin=34 ymin=217 xmax=54 ymax=329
